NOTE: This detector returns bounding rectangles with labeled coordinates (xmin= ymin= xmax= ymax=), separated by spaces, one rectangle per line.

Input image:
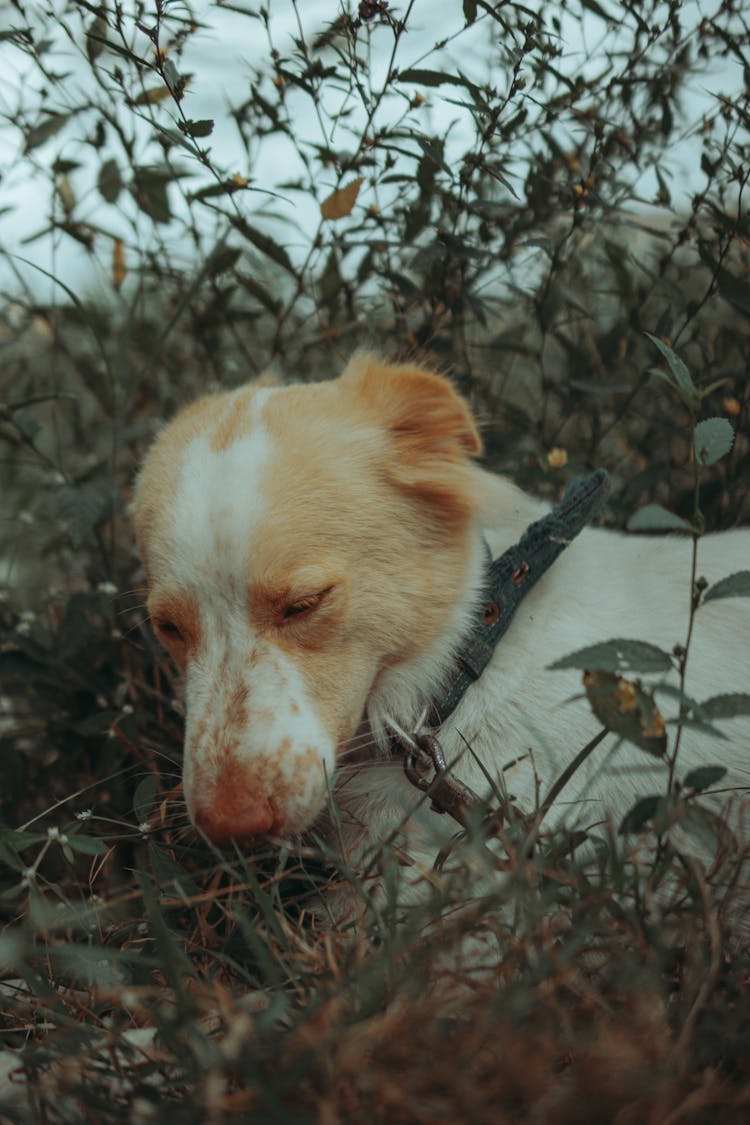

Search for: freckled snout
xmin=194 ymin=785 xmax=277 ymax=845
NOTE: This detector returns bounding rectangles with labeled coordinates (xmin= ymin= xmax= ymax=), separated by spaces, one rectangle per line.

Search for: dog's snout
xmin=194 ymin=792 xmax=277 ymax=845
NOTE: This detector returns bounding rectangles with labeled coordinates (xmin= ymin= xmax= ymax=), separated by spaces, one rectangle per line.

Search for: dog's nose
xmin=194 ymin=793 xmax=276 ymax=845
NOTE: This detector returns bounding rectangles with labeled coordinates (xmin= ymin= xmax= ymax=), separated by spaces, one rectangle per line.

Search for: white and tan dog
xmin=131 ymin=357 xmax=749 ymax=874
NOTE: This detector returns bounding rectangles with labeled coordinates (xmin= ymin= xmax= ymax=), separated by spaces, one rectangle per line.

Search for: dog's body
xmin=132 ymin=357 xmax=749 ymax=887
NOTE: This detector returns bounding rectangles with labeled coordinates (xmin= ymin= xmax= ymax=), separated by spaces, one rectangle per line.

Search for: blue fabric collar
xmin=430 ymin=468 xmax=610 ymax=727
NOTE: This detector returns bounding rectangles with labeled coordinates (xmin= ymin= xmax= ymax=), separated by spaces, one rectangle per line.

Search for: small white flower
xmin=121 ymin=704 xmax=133 ymax=716
xmin=138 ymin=821 xmax=150 ymax=836
xmin=18 ymin=511 xmax=34 ymax=525
xmin=97 ymin=581 xmax=118 ymax=596
xmin=76 ymin=809 xmax=92 ymax=821
xmin=47 ymin=826 xmax=60 ymax=840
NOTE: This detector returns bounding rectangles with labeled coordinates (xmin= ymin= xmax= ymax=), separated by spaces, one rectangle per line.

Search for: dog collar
xmin=386 ymin=469 xmax=610 ymax=824
xmin=434 ymin=467 xmax=610 ymax=726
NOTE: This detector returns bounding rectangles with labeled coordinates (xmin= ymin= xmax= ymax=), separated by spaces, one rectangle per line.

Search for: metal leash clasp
xmin=385 ymin=714 xmax=482 ymax=829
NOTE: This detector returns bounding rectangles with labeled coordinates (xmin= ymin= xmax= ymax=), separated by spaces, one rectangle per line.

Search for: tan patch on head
xmin=234 ymin=359 xmax=483 ymax=747
xmin=209 ymin=393 xmax=254 ymax=453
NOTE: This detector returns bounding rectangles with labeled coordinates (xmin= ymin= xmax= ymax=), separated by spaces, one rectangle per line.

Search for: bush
xmin=1 ymin=1 xmax=749 ymax=1120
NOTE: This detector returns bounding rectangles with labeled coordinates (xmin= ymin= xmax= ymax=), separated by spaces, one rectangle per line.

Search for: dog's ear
xmin=341 ymin=355 xmax=482 ymax=522
xmin=341 ymin=354 xmax=482 ymax=460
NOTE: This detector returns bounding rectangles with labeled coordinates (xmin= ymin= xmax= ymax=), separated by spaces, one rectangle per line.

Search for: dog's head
xmin=131 ymin=357 xmax=483 ymax=843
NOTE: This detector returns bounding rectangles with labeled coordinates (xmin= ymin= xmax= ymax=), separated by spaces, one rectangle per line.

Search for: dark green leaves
xmin=549 ymin=639 xmax=674 ymax=675
xmin=231 ymin=217 xmax=296 ymax=275
xmin=97 ymin=159 xmax=122 ymax=203
xmin=683 ymin=765 xmax=727 ymax=792
xmin=703 ymin=571 xmax=750 ymax=603
xmin=627 ymin=504 xmax=691 ymax=533
xmin=645 ymin=332 xmax=694 ymax=399
xmin=699 ymin=693 xmax=750 ymax=720
xmin=619 ymin=795 xmax=661 ymax=834
xmin=131 ymin=167 xmax=172 ymax=223
xmin=24 ymin=112 xmax=71 ymax=153
xmin=178 ymin=118 xmax=215 ymax=138
xmin=463 ymin=0 xmax=478 ymax=23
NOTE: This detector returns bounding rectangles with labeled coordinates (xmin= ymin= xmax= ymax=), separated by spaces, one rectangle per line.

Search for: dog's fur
xmin=132 ymin=356 xmax=749 ymax=879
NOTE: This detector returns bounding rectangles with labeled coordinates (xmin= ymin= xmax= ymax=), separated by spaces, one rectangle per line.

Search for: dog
xmin=131 ymin=355 xmax=750 ymax=892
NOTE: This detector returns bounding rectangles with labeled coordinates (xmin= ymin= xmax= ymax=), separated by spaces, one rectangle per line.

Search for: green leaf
xmin=131 ymin=168 xmax=172 ymax=223
xmin=580 ymin=0 xmax=613 ymax=19
xmin=178 ymin=118 xmax=215 ymax=138
xmin=24 ymin=113 xmax=71 ymax=153
xmin=549 ymin=639 xmax=674 ymax=674
xmin=86 ymin=15 xmax=107 ymax=62
xmin=463 ymin=0 xmax=478 ymax=23
xmin=206 ymin=244 xmax=242 ymax=275
xmin=645 ymin=332 xmax=694 ymax=395
xmin=683 ymin=765 xmax=727 ymax=792
xmin=626 ymin=504 xmax=691 ymax=533
xmin=237 ymin=272 xmax=282 ymax=314
xmin=231 ymin=217 xmax=296 ymax=275
xmin=398 ymin=68 xmax=460 ymax=87
xmin=693 ymin=417 xmax=734 ymax=466
xmin=703 ymin=570 xmax=750 ymax=602
xmin=699 ymin=693 xmax=750 ymax=720
xmin=583 ymin=671 xmax=667 ymax=757
xmin=97 ymin=158 xmax=122 ymax=203
xmin=133 ymin=775 xmax=157 ymax=823
xmin=619 ymin=795 xmax=661 ymax=834
xmin=398 ymin=68 xmax=482 ymax=102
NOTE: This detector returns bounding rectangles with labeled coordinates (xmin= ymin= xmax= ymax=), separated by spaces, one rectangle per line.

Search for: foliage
xmin=1 ymin=0 xmax=749 ymax=1120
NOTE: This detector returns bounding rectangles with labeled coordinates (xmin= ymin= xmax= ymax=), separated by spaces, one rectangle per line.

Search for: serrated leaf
xmin=693 ymin=417 xmax=734 ymax=466
xmin=583 ymin=670 xmax=667 ymax=757
xmin=645 ymin=332 xmax=694 ymax=395
xmin=683 ymin=765 xmax=727 ymax=792
xmin=549 ymin=638 xmax=674 ymax=674
xmin=699 ymin=693 xmax=750 ymax=720
xmin=321 ymin=177 xmax=364 ymax=220
xmin=703 ymin=570 xmax=750 ymax=602
xmin=619 ymin=795 xmax=661 ymax=834
xmin=97 ymin=158 xmax=122 ymax=203
xmin=463 ymin=0 xmax=478 ymax=23
xmin=627 ymin=504 xmax=691 ymax=533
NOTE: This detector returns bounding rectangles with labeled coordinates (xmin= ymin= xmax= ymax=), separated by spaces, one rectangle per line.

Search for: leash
xmin=387 ymin=469 xmax=610 ymax=827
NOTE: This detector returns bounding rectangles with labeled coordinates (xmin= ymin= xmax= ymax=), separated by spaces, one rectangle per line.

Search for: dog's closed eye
xmin=155 ymin=618 xmax=184 ymax=641
xmin=281 ymin=587 xmax=333 ymax=623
